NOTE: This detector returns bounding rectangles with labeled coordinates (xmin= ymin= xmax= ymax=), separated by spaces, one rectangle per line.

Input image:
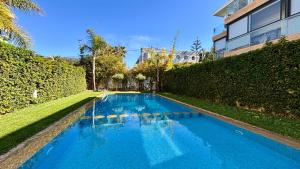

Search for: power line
xmin=126 ymin=48 xmax=154 ymax=51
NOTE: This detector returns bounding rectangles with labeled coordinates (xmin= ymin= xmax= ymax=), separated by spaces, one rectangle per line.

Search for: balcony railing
xmin=250 ymin=21 xmax=281 ymax=46
xmin=227 ymin=33 xmax=250 ymax=51
xmin=226 ymin=0 xmax=253 ymax=17
xmin=213 ymin=24 xmax=227 ymax=36
xmin=281 ymin=12 xmax=300 ymax=36
xmin=225 ymin=13 xmax=300 ymax=52
xmin=213 ymin=0 xmax=254 ymax=36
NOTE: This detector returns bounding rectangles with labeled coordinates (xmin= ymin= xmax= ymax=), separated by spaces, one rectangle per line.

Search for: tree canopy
xmin=191 ymin=37 xmax=204 ymax=62
xmin=0 ymin=0 xmax=43 ymax=48
xmin=79 ymin=30 xmax=127 ymax=90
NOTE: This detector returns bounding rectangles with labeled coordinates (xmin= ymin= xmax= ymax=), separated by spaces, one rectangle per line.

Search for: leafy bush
xmin=0 ymin=42 xmax=87 ymax=114
xmin=112 ymin=73 xmax=125 ymax=81
xmin=163 ymin=39 xmax=300 ymax=117
xmin=136 ymin=73 xmax=146 ymax=82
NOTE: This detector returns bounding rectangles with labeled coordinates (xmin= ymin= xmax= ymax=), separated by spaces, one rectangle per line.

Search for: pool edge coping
xmin=0 ymin=94 xmax=103 ymax=169
xmin=157 ymin=94 xmax=300 ymax=150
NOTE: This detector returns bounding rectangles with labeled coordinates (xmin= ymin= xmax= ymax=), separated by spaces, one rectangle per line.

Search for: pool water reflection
xmin=20 ymin=94 xmax=300 ymax=169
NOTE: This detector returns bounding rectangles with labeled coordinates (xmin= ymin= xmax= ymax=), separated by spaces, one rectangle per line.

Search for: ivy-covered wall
xmin=0 ymin=42 xmax=87 ymax=114
xmin=163 ymin=39 xmax=300 ymax=117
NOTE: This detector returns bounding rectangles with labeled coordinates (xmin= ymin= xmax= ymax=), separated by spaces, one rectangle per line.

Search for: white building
xmin=173 ymin=51 xmax=199 ymax=64
xmin=136 ymin=48 xmax=204 ymax=64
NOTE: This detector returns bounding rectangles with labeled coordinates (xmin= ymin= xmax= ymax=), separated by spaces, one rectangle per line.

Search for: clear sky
xmin=16 ymin=0 xmax=226 ymax=68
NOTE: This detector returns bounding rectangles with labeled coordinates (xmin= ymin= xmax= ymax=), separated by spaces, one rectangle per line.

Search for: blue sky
xmin=16 ymin=0 xmax=226 ymax=67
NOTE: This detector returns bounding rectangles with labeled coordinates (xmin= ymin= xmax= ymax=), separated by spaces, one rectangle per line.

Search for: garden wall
xmin=163 ymin=39 xmax=300 ymax=117
xmin=0 ymin=42 xmax=87 ymax=114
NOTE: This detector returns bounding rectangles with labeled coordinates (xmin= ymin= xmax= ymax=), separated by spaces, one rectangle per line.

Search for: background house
xmin=136 ymin=47 xmax=204 ymax=64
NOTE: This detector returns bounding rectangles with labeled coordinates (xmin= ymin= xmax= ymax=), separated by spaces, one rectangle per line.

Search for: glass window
xmin=176 ymin=55 xmax=180 ymax=60
xmin=250 ymin=1 xmax=280 ymax=31
xmin=184 ymin=56 xmax=188 ymax=60
xmin=291 ymin=0 xmax=300 ymax=15
xmin=215 ymin=38 xmax=226 ymax=51
xmin=143 ymin=53 xmax=148 ymax=60
xmin=192 ymin=56 xmax=195 ymax=60
xmin=228 ymin=16 xmax=248 ymax=39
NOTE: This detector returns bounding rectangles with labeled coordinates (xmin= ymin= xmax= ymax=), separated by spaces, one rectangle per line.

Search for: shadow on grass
xmin=0 ymin=97 xmax=96 ymax=155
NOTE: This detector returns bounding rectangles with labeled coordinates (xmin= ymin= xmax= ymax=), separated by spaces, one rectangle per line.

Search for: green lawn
xmin=159 ymin=93 xmax=300 ymax=141
xmin=0 ymin=91 xmax=101 ymax=155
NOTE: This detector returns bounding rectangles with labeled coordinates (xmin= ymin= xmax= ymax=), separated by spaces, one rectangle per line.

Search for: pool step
xmin=81 ymin=112 xmax=201 ymax=120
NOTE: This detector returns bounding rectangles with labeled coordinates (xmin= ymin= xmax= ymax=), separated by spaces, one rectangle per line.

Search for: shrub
xmin=163 ymin=39 xmax=300 ymax=117
xmin=0 ymin=42 xmax=87 ymax=114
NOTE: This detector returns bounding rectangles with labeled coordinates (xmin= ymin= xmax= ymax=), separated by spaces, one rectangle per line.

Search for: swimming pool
xmin=20 ymin=94 xmax=300 ymax=169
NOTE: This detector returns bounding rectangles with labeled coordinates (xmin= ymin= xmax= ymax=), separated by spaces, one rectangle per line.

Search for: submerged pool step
xmin=81 ymin=115 xmax=106 ymax=120
xmin=80 ymin=112 xmax=201 ymax=120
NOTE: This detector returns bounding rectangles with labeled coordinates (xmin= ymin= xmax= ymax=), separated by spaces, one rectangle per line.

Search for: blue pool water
xmin=20 ymin=94 xmax=300 ymax=169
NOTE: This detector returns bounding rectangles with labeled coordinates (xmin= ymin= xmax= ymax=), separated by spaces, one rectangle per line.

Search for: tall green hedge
xmin=0 ymin=42 xmax=87 ymax=114
xmin=163 ymin=39 xmax=300 ymax=117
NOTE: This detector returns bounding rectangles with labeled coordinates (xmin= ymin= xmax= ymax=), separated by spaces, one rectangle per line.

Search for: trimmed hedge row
xmin=0 ymin=42 xmax=87 ymax=114
xmin=163 ymin=39 xmax=300 ymax=117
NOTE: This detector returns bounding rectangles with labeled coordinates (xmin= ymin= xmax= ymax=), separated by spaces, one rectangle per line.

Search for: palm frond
xmin=85 ymin=29 xmax=107 ymax=54
xmin=0 ymin=0 xmax=43 ymax=47
xmin=0 ymin=3 xmax=30 ymax=47
xmin=0 ymin=2 xmax=15 ymax=30
xmin=0 ymin=2 xmax=15 ymax=21
xmin=1 ymin=0 xmax=43 ymax=14
xmin=80 ymin=44 xmax=92 ymax=55
xmin=7 ymin=25 xmax=30 ymax=48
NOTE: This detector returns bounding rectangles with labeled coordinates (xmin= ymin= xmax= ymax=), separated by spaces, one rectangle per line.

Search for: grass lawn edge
xmin=0 ymin=92 xmax=104 ymax=168
xmin=0 ymin=91 xmax=102 ymax=156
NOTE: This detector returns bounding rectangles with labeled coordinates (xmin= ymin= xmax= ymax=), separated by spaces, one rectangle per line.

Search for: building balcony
xmin=223 ymin=13 xmax=300 ymax=56
xmin=214 ymin=0 xmax=253 ymax=18
xmin=213 ymin=24 xmax=227 ymax=36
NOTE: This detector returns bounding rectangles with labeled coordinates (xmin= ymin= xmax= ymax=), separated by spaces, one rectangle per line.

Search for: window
xmin=250 ymin=1 xmax=280 ymax=31
xmin=184 ymin=56 xmax=188 ymax=60
xmin=143 ymin=53 xmax=148 ymax=60
xmin=192 ymin=56 xmax=195 ymax=60
xmin=215 ymin=38 xmax=226 ymax=51
xmin=291 ymin=0 xmax=300 ymax=15
xmin=228 ymin=16 xmax=248 ymax=39
xmin=176 ymin=55 xmax=180 ymax=60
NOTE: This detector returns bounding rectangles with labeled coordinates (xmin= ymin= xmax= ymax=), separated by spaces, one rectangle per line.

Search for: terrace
xmin=213 ymin=0 xmax=300 ymax=57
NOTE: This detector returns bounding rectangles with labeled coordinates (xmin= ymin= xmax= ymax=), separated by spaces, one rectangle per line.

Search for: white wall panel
xmin=229 ymin=16 xmax=248 ymax=39
xmin=215 ymin=38 xmax=226 ymax=51
xmin=291 ymin=0 xmax=300 ymax=15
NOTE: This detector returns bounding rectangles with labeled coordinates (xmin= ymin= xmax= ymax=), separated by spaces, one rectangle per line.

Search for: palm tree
xmin=80 ymin=29 xmax=107 ymax=91
xmin=149 ymin=49 xmax=166 ymax=92
xmin=114 ymin=46 xmax=126 ymax=57
xmin=0 ymin=0 xmax=43 ymax=48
